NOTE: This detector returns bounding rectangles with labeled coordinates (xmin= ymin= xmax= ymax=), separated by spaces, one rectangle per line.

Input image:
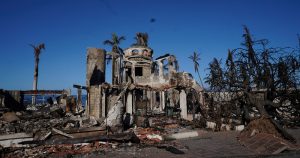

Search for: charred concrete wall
xmin=87 ymin=86 xmax=102 ymax=118
xmin=86 ymin=48 xmax=106 ymax=118
xmin=86 ymin=48 xmax=106 ymax=86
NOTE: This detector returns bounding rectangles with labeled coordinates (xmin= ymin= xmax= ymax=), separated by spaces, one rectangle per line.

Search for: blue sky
xmin=0 ymin=0 xmax=299 ymax=92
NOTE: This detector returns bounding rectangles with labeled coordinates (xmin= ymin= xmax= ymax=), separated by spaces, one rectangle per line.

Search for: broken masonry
xmin=85 ymin=35 xmax=205 ymax=127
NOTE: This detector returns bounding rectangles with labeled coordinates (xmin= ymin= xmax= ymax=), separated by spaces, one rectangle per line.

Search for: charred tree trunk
xmin=111 ymin=46 xmax=119 ymax=85
xmin=244 ymin=92 xmax=296 ymax=141
xmin=32 ymin=58 xmax=39 ymax=105
xmin=245 ymin=92 xmax=269 ymax=117
xmin=197 ymin=71 xmax=204 ymax=88
xmin=112 ymin=53 xmax=116 ymax=85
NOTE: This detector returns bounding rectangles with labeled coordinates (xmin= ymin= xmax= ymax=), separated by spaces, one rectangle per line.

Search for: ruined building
xmin=86 ymin=33 xmax=204 ymax=126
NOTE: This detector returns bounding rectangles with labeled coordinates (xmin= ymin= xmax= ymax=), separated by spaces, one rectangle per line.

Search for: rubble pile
xmin=0 ymin=102 xmax=103 ymax=156
xmin=0 ymin=107 xmax=207 ymax=157
xmin=135 ymin=127 xmax=163 ymax=144
xmin=239 ymin=117 xmax=281 ymax=139
xmin=238 ymin=117 xmax=298 ymax=154
xmin=3 ymin=141 xmax=113 ymax=157
xmin=0 ymin=104 xmax=88 ymax=135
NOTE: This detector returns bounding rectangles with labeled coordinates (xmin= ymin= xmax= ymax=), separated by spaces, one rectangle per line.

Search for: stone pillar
xmin=116 ymin=56 xmax=124 ymax=84
xmin=126 ymin=91 xmax=133 ymax=114
xmin=180 ymin=90 xmax=187 ymax=119
xmin=77 ymin=88 xmax=82 ymax=110
xmin=158 ymin=60 xmax=163 ymax=77
xmin=86 ymin=48 xmax=106 ymax=118
xmin=131 ymin=63 xmax=135 ymax=83
xmin=147 ymin=90 xmax=152 ymax=111
xmin=160 ymin=91 xmax=165 ymax=111
xmin=86 ymin=92 xmax=90 ymax=115
xmin=101 ymin=88 xmax=106 ymax=117
xmin=123 ymin=65 xmax=127 ymax=83
xmin=88 ymin=85 xmax=102 ymax=118
xmin=132 ymin=90 xmax=136 ymax=114
xmin=152 ymin=91 xmax=155 ymax=110
xmin=115 ymin=58 xmax=119 ymax=84
xmin=86 ymin=48 xmax=106 ymax=86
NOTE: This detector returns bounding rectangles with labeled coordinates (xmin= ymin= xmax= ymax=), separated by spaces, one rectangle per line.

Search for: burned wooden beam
xmin=20 ymin=132 xmax=140 ymax=145
xmin=21 ymin=90 xmax=64 ymax=95
xmin=62 ymin=126 xmax=106 ymax=133
xmin=73 ymin=84 xmax=87 ymax=90
xmin=39 ymin=131 xmax=52 ymax=141
xmin=52 ymin=128 xmax=74 ymax=138
xmin=0 ymin=133 xmax=33 ymax=148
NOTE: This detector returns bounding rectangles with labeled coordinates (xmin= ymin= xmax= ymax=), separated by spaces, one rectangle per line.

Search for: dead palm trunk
xmin=112 ymin=49 xmax=116 ymax=85
xmin=32 ymin=57 xmax=39 ymax=104
xmin=189 ymin=52 xmax=204 ymax=88
xmin=196 ymin=70 xmax=204 ymax=88
xmin=31 ymin=43 xmax=45 ymax=105
xmin=103 ymin=33 xmax=125 ymax=85
xmin=111 ymin=46 xmax=121 ymax=85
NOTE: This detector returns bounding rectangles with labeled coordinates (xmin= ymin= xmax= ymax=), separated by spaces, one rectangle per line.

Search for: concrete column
xmin=98 ymin=86 xmax=102 ymax=118
xmin=199 ymin=91 xmax=204 ymax=108
xmin=160 ymin=91 xmax=165 ymax=111
xmin=132 ymin=90 xmax=136 ymax=113
xmin=88 ymin=86 xmax=101 ymax=118
xmin=158 ymin=60 xmax=163 ymax=77
xmin=126 ymin=91 xmax=133 ymax=114
xmin=115 ymin=57 xmax=123 ymax=84
xmin=77 ymin=88 xmax=82 ymax=111
xmin=147 ymin=90 xmax=152 ymax=111
xmin=152 ymin=91 xmax=156 ymax=110
xmin=86 ymin=92 xmax=90 ymax=115
xmin=168 ymin=89 xmax=175 ymax=107
xmin=131 ymin=63 xmax=135 ymax=83
xmin=86 ymin=48 xmax=106 ymax=86
xmin=123 ymin=66 xmax=127 ymax=82
xmin=118 ymin=57 xmax=123 ymax=84
xmin=180 ymin=90 xmax=187 ymax=119
xmin=101 ymin=89 xmax=106 ymax=117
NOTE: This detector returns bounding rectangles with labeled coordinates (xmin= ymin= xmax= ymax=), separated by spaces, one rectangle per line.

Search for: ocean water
xmin=23 ymin=95 xmax=87 ymax=105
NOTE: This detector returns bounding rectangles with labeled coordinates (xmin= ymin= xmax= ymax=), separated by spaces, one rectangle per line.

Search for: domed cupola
xmin=124 ymin=32 xmax=153 ymax=61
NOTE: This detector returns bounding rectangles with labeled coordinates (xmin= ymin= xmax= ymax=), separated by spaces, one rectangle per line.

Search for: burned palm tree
xmin=30 ymin=43 xmax=45 ymax=105
xmin=134 ymin=32 xmax=149 ymax=47
xmin=103 ymin=33 xmax=125 ymax=84
xmin=224 ymin=49 xmax=238 ymax=91
xmin=205 ymin=58 xmax=224 ymax=91
xmin=189 ymin=51 xmax=204 ymax=87
xmin=242 ymin=26 xmax=262 ymax=88
xmin=203 ymin=26 xmax=300 ymax=141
